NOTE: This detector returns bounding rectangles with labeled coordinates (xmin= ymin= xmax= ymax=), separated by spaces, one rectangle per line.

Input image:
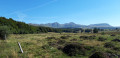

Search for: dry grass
xmin=0 ymin=32 xmax=120 ymax=58
xmin=82 ymin=40 xmax=104 ymax=46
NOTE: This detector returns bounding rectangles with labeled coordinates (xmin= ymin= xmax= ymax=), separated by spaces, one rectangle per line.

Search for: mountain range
xmin=29 ymin=22 xmax=118 ymax=29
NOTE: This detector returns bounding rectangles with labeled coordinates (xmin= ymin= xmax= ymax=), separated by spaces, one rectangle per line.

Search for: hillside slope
xmin=0 ymin=17 xmax=60 ymax=34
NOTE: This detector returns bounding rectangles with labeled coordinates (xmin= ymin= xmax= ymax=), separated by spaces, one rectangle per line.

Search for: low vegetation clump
xmin=62 ymin=43 xmax=97 ymax=56
xmin=62 ymin=43 xmax=86 ymax=56
xmin=97 ymin=37 xmax=107 ymax=41
xmin=48 ymin=39 xmax=66 ymax=49
xmin=90 ymin=52 xmax=120 ymax=58
xmin=104 ymin=42 xmax=115 ymax=48
xmin=80 ymin=36 xmax=88 ymax=39
xmin=113 ymin=47 xmax=120 ymax=51
xmin=112 ymin=38 xmax=120 ymax=42
xmin=80 ymin=35 xmax=96 ymax=40
xmin=111 ymin=34 xmax=116 ymax=36
xmin=93 ymin=28 xmax=99 ymax=33
xmin=89 ymin=52 xmax=109 ymax=58
xmin=89 ymin=36 xmax=96 ymax=40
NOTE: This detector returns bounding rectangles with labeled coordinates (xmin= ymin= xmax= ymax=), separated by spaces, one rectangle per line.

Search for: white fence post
xmin=18 ymin=42 xmax=24 ymax=53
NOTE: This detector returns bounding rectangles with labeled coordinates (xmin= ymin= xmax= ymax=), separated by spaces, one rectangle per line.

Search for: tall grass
xmin=0 ymin=32 xmax=120 ymax=58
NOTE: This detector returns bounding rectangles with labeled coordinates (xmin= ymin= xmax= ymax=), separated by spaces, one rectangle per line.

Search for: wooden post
xmin=4 ymin=34 xmax=6 ymax=40
xmin=18 ymin=42 xmax=24 ymax=53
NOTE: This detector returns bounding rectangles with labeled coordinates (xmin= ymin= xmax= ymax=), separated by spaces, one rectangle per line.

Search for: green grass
xmin=0 ymin=32 xmax=120 ymax=58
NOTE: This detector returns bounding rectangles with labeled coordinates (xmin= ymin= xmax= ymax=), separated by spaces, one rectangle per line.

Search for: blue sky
xmin=0 ymin=0 xmax=120 ymax=26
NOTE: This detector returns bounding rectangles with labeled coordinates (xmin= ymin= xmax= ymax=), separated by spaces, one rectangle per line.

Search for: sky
xmin=0 ymin=0 xmax=120 ymax=26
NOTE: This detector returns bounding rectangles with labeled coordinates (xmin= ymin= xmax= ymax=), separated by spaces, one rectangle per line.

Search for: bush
xmin=0 ymin=26 xmax=10 ymax=40
xmin=113 ymin=47 xmax=120 ymax=51
xmin=84 ymin=46 xmax=95 ymax=51
xmin=89 ymin=35 xmax=96 ymax=40
xmin=112 ymin=39 xmax=120 ymax=42
xmin=98 ymin=37 xmax=107 ymax=41
xmin=89 ymin=52 xmax=119 ymax=58
xmin=93 ymin=28 xmax=99 ymax=33
xmin=104 ymin=42 xmax=115 ymax=48
xmin=89 ymin=52 xmax=109 ymax=58
xmin=80 ymin=36 xmax=88 ymax=38
xmin=46 ymin=37 xmax=56 ymax=40
xmin=111 ymin=34 xmax=116 ymax=36
xmin=62 ymin=43 xmax=87 ymax=56
xmin=80 ymin=35 xmax=96 ymax=40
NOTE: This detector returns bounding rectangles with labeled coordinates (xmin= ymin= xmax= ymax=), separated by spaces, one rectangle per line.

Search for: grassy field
xmin=0 ymin=32 xmax=120 ymax=58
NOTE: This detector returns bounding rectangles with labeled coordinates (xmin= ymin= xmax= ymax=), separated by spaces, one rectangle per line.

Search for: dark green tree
xmin=0 ymin=26 xmax=10 ymax=40
xmin=85 ymin=29 xmax=92 ymax=33
xmin=93 ymin=28 xmax=98 ymax=33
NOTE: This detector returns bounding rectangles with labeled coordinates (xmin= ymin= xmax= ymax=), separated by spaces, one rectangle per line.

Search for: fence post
xmin=18 ymin=42 xmax=24 ymax=53
xmin=4 ymin=34 xmax=6 ymax=40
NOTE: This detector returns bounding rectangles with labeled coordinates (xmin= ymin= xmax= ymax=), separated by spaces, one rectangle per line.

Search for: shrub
xmin=89 ymin=52 xmax=119 ymax=58
xmin=113 ymin=47 xmax=120 ymax=51
xmin=89 ymin=52 xmax=109 ymax=58
xmin=112 ymin=39 xmax=120 ymax=42
xmin=89 ymin=35 xmax=96 ymax=40
xmin=111 ymin=34 xmax=116 ymax=36
xmin=80 ymin=36 xmax=88 ymax=39
xmin=104 ymin=42 xmax=115 ymax=48
xmin=46 ymin=37 xmax=56 ymax=40
xmin=0 ymin=26 xmax=10 ymax=40
xmin=80 ymin=35 xmax=96 ymax=40
xmin=98 ymin=37 xmax=107 ymax=41
xmin=84 ymin=46 xmax=95 ymax=50
xmin=62 ymin=43 xmax=87 ymax=56
xmin=93 ymin=28 xmax=99 ymax=33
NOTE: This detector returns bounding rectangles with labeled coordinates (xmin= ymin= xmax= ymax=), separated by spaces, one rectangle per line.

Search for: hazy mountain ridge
xmin=29 ymin=22 xmax=116 ymax=29
xmin=88 ymin=23 xmax=112 ymax=27
xmin=30 ymin=22 xmax=87 ymax=28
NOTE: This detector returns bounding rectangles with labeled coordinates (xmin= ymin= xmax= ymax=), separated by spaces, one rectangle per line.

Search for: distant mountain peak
xmin=89 ymin=23 xmax=112 ymax=27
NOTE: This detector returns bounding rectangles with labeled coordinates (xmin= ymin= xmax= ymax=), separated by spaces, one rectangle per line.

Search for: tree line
xmin=0 ymin=17 xmax=102 ymax=40
xmin=0 ymin=17 xmax=62 ymax=34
